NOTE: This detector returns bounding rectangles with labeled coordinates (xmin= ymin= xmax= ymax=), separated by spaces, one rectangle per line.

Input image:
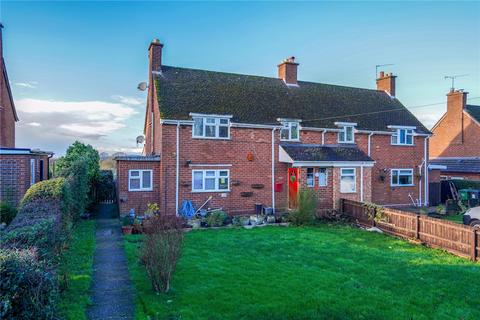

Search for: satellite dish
xmin=136 ymin=135 xmax=145 ymax=146
xmin=137 ymin=82 xmax=148 ymax=91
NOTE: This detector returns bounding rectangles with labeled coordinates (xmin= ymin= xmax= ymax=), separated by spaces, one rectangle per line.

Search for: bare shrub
xmin=140 ymin=215 xmax=184 ymax=293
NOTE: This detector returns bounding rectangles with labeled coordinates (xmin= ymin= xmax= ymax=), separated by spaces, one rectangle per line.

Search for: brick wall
xmin=0 ymin=68 xmax=16 ymax=148
xmin=116 ymin=160 xmax=161 ymax=215
xmin=0 ymin=154 xmax=49 ymax=205
xmin=430 ymin=91 xmax=480 ymax=158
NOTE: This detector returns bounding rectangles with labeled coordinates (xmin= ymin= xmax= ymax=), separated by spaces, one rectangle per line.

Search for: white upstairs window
xmin=391 ymin=128 xmax=414 ymax=145
xmin=129 ymin=170 xmax=153 ymax=191
xmin=192 ymin=116 xmax=230 ymax=139
xmin=280 ymin=122 xmax=300 ymax=141
xmin=338 ymin=126 xmax=355 ymax=143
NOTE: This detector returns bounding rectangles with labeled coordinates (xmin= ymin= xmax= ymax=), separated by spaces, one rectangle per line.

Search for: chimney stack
xmin=447 ymin=89 xmax=468 ymax=117
xmin=278 ymin=56 xmax=299 ymax=85
xmin=376 ymin=71 xmax=396 ymax=97
xmin=148 ymin=38 xmax=163 ymax=73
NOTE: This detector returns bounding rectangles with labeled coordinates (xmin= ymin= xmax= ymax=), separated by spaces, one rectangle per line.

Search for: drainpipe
xmin=175 ymin=121 xmax=180 ymax=215
xmin=418 ymin=160 xmax=424 ymax=207
xmin=360 ymin=165 xmax=364 ymax=202
xmin=424 ymin=137 xmax=429 ymax=207
xmin=367 ymin=132 xmax=374 ymax=157
xmin=151 ymin=111 xmax=154 ymax=154
xmin=271 ymin=128 xmax=276 ymax=213
xmin=321 ymin=130 xmax=326 ymax=145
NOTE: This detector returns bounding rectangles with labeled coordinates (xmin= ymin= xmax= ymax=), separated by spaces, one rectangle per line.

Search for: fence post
xmin=472 ymin=229 xmax=478 ymax=261
xmin=415 ymin=214 xmax=420 ymax=240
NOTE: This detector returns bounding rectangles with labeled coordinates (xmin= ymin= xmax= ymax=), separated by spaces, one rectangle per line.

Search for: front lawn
xmin=124 ymin=225 xmax=479 ymax=320
xmin=58 ymin=219 xmax=96 ymax=320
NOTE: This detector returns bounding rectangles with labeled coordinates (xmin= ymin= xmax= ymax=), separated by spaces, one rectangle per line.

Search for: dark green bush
xmin=58 ymin=159 xmax=89 ymax=220
xmin=289 ymin=189 xmax=317 ymax=226
xmin=96 ymin=170 xmax=115 ymax=201
xmin=205 ymin=211 xmax=228 ymax=227
xmin=0 ymin=248 xmax=58 ymax=319
xmin=452 ymin=179 xmax=480 ymax=191
xmin=0 ymin=202 xmax=17 ymax=225
xmin=2 ymin=219 xmax=60 ymax=259
xmin=21 ymin=178 xmax=71 ymax=211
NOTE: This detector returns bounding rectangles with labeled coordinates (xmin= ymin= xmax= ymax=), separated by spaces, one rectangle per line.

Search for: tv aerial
xmin=444 ymin=74 xmax=468 ymax=91
xmin=375 ymin=64 xmax=394 ymax=78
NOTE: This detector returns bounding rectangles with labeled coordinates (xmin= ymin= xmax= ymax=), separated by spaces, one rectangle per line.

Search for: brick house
xmin=116 ymin=39 xmax=431 ymax=216
xmin=429 ymin=89 xmax=480 ymax=181
xmin=0 ymin=23 xmax=52 ymax=205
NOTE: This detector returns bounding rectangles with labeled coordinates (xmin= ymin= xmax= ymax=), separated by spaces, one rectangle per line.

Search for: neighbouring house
xmin=0 ymin=23 xmax=52 ymax=205
xmin=429 ymin=89 xmax=480 ymax=181
xmin=116 ymin=39 xmax=431 ymax=216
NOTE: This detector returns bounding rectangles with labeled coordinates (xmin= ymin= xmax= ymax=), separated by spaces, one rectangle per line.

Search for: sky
xmin=1 ymin=1 xmax=479 ymax=156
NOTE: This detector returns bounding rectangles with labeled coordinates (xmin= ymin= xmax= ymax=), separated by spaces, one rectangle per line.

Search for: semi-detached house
xmin=116 ymin=39 xmax=431 ymax=216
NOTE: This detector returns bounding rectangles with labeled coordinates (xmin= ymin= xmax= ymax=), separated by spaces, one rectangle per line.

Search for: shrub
xmin=21 ymin=178 xmax=71 ymax=212
xmin=205 ymin=211 xmax=228 ymax=227
xmin=289 ymin=189 xmax=317 ymax=226
xmin=0 ymin=248 xmax=58 ymax=319
xmin=2 ymin=219 xmax=61 ymax=260
xmin=0 ymin=202 xmax=17 ymax=225
xmin=58 ymin=159 xmax=89 ymax=220
xmin=140 ymin=215 xmax=184 ymax=293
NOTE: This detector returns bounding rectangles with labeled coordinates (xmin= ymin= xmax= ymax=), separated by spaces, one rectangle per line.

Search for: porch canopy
xmin=279 ymin=144 xmax=374 ymax=167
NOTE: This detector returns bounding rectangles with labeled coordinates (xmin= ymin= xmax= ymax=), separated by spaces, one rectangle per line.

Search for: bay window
xmin=391 ymin=169 xmax=414 ymax=186
xmin=192 ymin=169 xmax=230 ymax=192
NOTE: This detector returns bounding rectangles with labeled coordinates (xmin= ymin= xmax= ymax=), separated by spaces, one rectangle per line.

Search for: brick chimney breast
xmin=149 ymin=39 xmax=164 ymax=73
xmin=376 ymin=71 xmax=396 ymax=97
xmin=447 ymin=89 xmax=468 ymax=119
xmin=278 ymin=56 xmax=299 ymax=85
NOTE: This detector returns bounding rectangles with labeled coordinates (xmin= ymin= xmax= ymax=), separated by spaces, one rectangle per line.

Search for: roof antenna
xmin=444 ymin=74 xmax=468 ymax=92
xmin=375 ymin=64 xmax=394 ymax=78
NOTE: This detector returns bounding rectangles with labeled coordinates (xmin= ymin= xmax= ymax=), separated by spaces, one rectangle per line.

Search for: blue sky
xmin=1 ymin=1 xmax=479 ymax=155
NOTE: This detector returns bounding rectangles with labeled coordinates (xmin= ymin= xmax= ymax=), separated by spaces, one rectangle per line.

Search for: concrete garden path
xmin=87 ymin=204 xmax=135 ymax=320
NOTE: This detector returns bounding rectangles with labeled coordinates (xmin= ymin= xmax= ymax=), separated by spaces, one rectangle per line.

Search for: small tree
xmin=140 ymin=215 xmax=184 ymax=293
xmin=289 ymin=189 xmax=317 ymax=226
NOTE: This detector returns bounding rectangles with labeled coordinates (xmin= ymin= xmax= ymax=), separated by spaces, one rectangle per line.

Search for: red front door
xmin=288 ymin=168 xmax=299 ymax=209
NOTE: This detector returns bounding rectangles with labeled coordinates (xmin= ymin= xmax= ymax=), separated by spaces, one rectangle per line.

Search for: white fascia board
xmin=334 ymin=121 xmax=358 ymax=127
xmin=0 ymin=148 xmax=32 ymax=155
xmin=189 ymin=113 xmax=233 ymax=118
xmin=189 ymin=164 xmax=233 ymax=167
xmin=160 ymin=119 xmax=193 ymax=125
xmin=387 ymin=125 xmax=417 ymax=130
xmin=302 ymin=127 xmax=342 ymax=132
xmin=292 ymin=161 xmax=375 ymax=168
xmin=278 ymin=146 xmax=294 ymax=163
xmin=428 ymin=164 xmax=447 ymax=170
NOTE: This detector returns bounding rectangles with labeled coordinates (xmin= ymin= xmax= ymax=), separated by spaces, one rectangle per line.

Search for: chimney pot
xmin=379 ymin=71 xmax=385 ymax=78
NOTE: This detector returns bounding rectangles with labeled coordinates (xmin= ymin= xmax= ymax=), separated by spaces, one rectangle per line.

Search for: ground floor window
xmin=318 ymin=168 xmax=328 ymax=186
xmin=306 ymin=168 xmax=315 ymax=187
xmin=391 ymin=169 xmax=414 ymax=186
xmin=128 ymin=169 xmax=153 ymax=191
xmin=192 ymin=169 xmax=230 ymax=192
xmin=340 ymin=168 xmax=356 ymax=193
xmin=30 ymin=159 xmax=36 ymax=185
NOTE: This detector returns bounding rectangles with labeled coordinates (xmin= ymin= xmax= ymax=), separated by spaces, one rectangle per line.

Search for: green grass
xmin=443 ymin=214 xmax=465 ymax=224
xmin=124 ymin=225 xmax=480 ymax=320
xmin=58 ymin=219 xmax=96 ymax=320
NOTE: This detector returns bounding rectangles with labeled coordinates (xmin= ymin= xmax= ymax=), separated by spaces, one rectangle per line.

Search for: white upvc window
xmin=391 ymin=128 xmax=414 ymax=145
xmin=192 ymin=169 xmax=230 ymax=192
xmin=30 ymin=159 xmax=36 ymax=185
xmin=318 ymin=168 xmax=328 ymax=187
xmin=306 ymin=168 xmax=315 ymax=187
xmin=391 ymin=169 xmax=414 ymax=187
xmin=193 ymin=116 xmax=230 ymax=139
xmin=340 ymin=168 xmax=356 ymax=193
xmin=338 ymin=125 xmax=355 ymax=143
xmin=128 ymin=169 xmax=153 ymax=191
xmin=280 ymin=122 xmax=300 ymax=141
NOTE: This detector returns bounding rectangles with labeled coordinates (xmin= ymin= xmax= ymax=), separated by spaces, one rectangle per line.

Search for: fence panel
xmin=340 ymin=199 xmax=478 ymax=261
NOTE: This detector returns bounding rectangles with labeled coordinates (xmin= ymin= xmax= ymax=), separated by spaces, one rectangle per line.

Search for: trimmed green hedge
xmin=453 ymin=179 xmax=480 ymax=191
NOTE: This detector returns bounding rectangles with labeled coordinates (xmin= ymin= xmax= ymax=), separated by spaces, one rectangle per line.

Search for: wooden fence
xmin=341 ymin=199 xmax=479 ymax=261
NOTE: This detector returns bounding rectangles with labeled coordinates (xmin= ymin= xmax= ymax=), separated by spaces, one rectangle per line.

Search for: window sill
xmin=191 ymin=190 xmax=231 ymax=193
xmin=128 ymin=189 xmax=153 ymax=192
xmin=338 ymin=141 xmax=355 ymax=144
xmin=390 ymin=184 xmax=415 ymax=187
xmin=391 ymin=144 xmax=414 ymax=146
xmin=192 ymin=136 xmax=231 ymax=140
xmin=340 ymin=191 xmax=357 ymax=194
xmin=280 ymin=139 xmax=300 ymax=142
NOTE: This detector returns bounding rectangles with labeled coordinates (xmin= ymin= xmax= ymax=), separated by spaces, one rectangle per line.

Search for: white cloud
xmin=112 ymin=95 xmax=144 ymax=106
xmin=14 ymin=98 xmax=139 ymax=154
xmin=14 ymin=81 xmax=37 ymax=89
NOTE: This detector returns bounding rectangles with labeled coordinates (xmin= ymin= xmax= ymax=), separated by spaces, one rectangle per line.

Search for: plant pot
xmin=122 ymin=226 xmax=133 ymax=235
